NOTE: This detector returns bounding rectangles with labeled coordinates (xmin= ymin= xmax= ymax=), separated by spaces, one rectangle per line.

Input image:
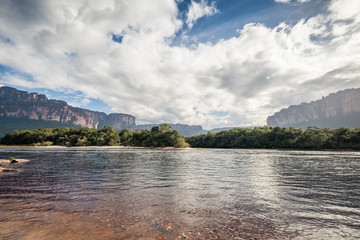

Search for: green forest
xmin=1 ymin=125 xmax=360 ymax=149
xmin=0 ymin=117 xmax=80 ymax=138
xmin=186 ymin=126 xmax=360 ymax=150
xmin=0 ymin=123 xmax=189 ymax=148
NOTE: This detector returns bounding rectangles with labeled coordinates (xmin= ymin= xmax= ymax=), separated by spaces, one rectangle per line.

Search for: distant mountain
xmin=0 ymin=86 xmax=135 ymax=136
xmin=267 ymin=88 xmax=360 ymax=128
xmin=135 ymin=124 xmax=250 ymax=137
xmin=135 ymin=123 xmax=207 ymax=137
xmin=0 ymin=117 xmax=81 ymax=138
xmin=209 ymin=127 xmax=254 ymax=133
xmin=0 ymin=86 xmax=254 ymax=138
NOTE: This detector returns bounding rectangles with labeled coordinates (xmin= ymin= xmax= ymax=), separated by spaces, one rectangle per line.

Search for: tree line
xmin=0 ymin=123 xmax=189 ymax=148
xmin=1 ymin=125 xmax=359 ymax=150
xmin=186 ymin=126 xmax=360 ymax=150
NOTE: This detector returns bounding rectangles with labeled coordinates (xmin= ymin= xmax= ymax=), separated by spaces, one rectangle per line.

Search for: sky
xmin=0 ymin=0 xmax=359 ymax=129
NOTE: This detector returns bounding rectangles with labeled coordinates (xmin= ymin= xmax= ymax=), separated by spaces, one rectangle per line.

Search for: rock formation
xmin=0 ymin=86 xmax=135 ymax=130
xmin=267 ymin=88 xmax=360 ymax=128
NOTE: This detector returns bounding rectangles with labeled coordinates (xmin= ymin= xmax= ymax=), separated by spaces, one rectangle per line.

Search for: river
xmin=0 ymin=147 xmax=359 ymax=239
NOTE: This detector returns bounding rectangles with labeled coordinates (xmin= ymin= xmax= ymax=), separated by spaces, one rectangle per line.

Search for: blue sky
xmin=175 ymin=0 xmax=328 ymax=44
xmin=0 ymin=64 xmax=112 ymax=113
xmin=0 ymin=0 xmax=359 ymax=128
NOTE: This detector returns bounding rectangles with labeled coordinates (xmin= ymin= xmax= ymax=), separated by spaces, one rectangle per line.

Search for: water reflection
xmin=0 ymin=148 xmax=359 ymax=239
xmin=273 ymin=151 xmax=360 ymax=239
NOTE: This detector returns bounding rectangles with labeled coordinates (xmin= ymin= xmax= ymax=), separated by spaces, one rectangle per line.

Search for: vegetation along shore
xmin=0 ymin=124 xmax=359 ymax=150
xmin=186 ymin=126 xmax=360 ymax=150
xmin=0 ymin=123 xmax=189 ymax=148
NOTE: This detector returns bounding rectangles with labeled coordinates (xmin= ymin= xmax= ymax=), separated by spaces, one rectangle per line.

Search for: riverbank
xmin=35 ymin=146 xmax=192 ymax=150
xmin=0 ymin=145 xmax=191 ymax=150
xmin=1 ymin=145 xmax=358 ymax=151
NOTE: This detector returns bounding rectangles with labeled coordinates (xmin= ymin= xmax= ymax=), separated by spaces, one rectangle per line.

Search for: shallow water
xmin=0 ymin=148 xmax=360 ymax=239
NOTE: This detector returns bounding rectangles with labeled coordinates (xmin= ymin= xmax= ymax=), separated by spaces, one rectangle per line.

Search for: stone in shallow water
xmin=0 ymin=159 xmax=29 ymax=165
xmin=0 ymin=159 xmax=28 ymax=173
xmin=0 ymin=167 xmax=20 ymax=172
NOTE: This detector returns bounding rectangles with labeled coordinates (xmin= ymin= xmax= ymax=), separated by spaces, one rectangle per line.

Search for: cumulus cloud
xmin=186 ymin=0 xmax=218 ymax=29
xmin=275 ymin=0 xmax=312 ymax=3
xmin=0 ymin=0 xmax=359 ymax=129
xmin=275 ymin=0 xmax=291 ymax=3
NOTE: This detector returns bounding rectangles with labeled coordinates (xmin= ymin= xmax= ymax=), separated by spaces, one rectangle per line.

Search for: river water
xmin=0 ymin=147 xmax=359 ymax=239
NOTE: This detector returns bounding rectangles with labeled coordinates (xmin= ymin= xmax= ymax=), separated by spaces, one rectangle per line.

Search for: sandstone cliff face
xmin=267 ymin=88 xmax=360 ymax=127
xmin=0 ymin=86 xmax=135 ymax=130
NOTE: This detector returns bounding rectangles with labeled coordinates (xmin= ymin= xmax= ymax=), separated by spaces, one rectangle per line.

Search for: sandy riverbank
xmin=0 ymin=159 xmax=30 ymax=164
xmin=0 ymin=158 xmax=29 ymax=173
xmin=0 ymin=145 xmax=191 ymax=150
xmin=34 ymin=146 xmax=192 ymax=150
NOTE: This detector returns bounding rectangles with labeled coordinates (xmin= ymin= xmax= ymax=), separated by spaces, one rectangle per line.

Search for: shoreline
xmin=0 ymin=145 xmax=358 ymax=151
xmin=0 ymin=145 xmax=192 ymax=150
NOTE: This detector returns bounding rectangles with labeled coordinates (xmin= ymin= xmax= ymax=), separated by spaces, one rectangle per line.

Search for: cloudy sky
xmin=0 ymin=0 xmax=359 ymax=129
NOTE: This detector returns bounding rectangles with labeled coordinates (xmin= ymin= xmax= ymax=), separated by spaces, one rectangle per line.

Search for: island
xmin=0 ymin=123 xmax=189 ymax=148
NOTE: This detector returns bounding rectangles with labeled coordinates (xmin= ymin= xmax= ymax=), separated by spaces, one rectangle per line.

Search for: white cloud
xmin=275 ymin=0 xmax=291 ymax=3
xmin=275 ymin=0 xmax=312 ymax=3
xmin=82 ymin=98 xmax=91 ymax=105
xmin=328 ymin=0 xmax=360 ymax=20
xmin=66 ymin=97 xmax=92 ymax=108
xmin=0 ymin=0 xmax=359 ymax=129
xmin=186 ymin=0 xmax=218 ymax=29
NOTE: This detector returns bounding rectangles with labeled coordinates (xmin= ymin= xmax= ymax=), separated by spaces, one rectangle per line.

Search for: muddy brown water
xmin=0 ymin=148 xmax=360 ymax=239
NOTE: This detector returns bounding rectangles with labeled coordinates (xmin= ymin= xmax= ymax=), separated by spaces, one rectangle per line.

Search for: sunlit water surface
xmin=0 ymin=148 xmax=359 ymax=239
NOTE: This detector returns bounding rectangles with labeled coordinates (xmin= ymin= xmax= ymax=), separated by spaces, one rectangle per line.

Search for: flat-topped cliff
xmin=267 ymin=88 xmax=360 ymax=128
xmin=0 ymin=86 xmax=135 ymax=130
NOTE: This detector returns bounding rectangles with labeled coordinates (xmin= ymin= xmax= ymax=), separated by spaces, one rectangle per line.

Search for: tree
xmin=159 ymin=123 xmax=172 ymax=131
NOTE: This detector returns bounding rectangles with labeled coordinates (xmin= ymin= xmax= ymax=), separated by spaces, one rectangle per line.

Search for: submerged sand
xmin=0 ymin=159 xmax=30 ymax=164
xmin=33 ymin=146 xmax=191 ymax=150
xmin=0 ymin=145 xmax=191 ymax=150
xmin=0 ymin=159 xmax=29 ymax=173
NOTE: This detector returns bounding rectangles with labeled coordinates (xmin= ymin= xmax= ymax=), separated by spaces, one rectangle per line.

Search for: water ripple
xmin=0 ymin=148 xmax=359 ymax=239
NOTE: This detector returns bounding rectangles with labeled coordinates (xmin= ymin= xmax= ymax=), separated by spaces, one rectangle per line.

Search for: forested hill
xmin=2 ymin=124 xmax=359 ymax=150
xmin=135 ymin=124 xmax=207 ymax=137
xmin=186 ymin=126 xmax=360 ymax=150
xmin=135 ymin=124 xmax=247 ymax=137
xmin=0 ymin=123 xmax=189 ymax=148
xmin=0 ymin=117 xmax=80 ymax=138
